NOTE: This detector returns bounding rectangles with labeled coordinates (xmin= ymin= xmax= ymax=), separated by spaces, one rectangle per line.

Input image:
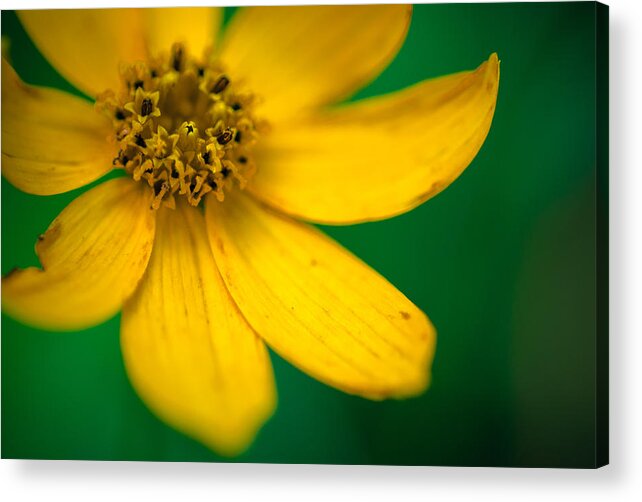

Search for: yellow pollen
xmin=96 ymin=43 xmax=264 ymax=210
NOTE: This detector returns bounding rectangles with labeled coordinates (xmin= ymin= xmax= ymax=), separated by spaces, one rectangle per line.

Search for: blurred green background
xmin=1 ymin=3 xmax=603 ymax=467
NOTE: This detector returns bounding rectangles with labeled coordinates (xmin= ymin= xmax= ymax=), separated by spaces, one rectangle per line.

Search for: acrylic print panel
xmin=1 ymin=2 xmax=607 ymax=467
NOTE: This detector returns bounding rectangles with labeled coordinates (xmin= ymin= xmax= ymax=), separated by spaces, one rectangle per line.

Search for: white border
xmin=2 ymin=0 xmax=641 ymax=500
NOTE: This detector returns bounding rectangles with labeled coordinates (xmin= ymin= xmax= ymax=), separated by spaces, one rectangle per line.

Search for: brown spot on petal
xmin=40 ymin=222 xmax=61 ymax=245
xmin=414 ymin=181 xmax=444 ymax=205
xmin=3 ymin=267 xmax=20 ymax=279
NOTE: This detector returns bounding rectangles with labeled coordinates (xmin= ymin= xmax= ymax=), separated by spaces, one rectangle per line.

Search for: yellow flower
xmin=1 ymin=6 xmax=499 ymax=456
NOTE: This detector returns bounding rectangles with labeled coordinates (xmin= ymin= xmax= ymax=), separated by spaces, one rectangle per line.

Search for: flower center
xmin=96 ymin=43 xmax=264 ymax=210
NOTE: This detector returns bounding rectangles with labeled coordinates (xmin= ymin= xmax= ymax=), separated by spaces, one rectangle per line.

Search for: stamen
xmin=96 ymin=44 xmax=264 ymax=209
xmin=141 ymin=98 xmax=153 ymax=117
xmin=135 ymin=134 xmax=146 ymax=148
xmin=171 ymin=44 xmax=184 ymax=72
xmin=216 ymin=128 xmax=234 ymax=145
xmin=211 ymin=75 xmax=230 ymax=94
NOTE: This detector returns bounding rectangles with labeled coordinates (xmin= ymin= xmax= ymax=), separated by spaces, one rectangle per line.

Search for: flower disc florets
xmin=96 ymin=43 xmax=263 ymax=209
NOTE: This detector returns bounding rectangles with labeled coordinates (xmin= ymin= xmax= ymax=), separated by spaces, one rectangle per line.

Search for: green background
xmin=1 ymin=3 xmax=604 ymax=467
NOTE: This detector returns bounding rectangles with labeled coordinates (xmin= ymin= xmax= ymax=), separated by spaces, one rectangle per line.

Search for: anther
xmin=117 ymin=127 xmax=130 ymax=141
xmin=238 ymin=156 xmax=248 ymax=164
xmin=172 ymin=45 xmax=184 ymax=72
xmin=216 ymin=128 xmax=233 ymax=145
xmin=135 ymin=134 xmax=147 ymax=148
xmin=234 ymin=131 xmax=242 ymax=143
xmin=197 ymin=67 xmax=205 ymax=77
xmin=153 ymin=180 xmax=167 ymax=196
xmin=141 ymin=98 xmax=153 ymax=117
xmin=231 ymin=102 xmax=242 ymax=111
xmin=133 ymin=80 xmax=144 ymax=90
xmin=115 ymin=109 xmax=126 ymax=120
xmin=211 ymin=75 xmax=230 ymax=94
xmin=202 ymin=151 xmax=211 ymax=164
xmin=186 ymin=124 xmax=195 ymax=134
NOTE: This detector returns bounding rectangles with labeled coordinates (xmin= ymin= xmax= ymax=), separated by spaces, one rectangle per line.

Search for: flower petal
xmin=205 ymin=194 xmax=436 ymax=399
xmin=121 ymin=202 xmax=276 ymax=456
xmin=248 ymin=54 xmax=500 ymax=224
xmin=1 ymin=59 xmax=114 ymax=195
xmin=17 ymin=9 xmax=146 ymax=97
xmin=142 ymin=7 xmax=223 ymax=58
xmin=218 ymin=5 xmax=412 ymax=122
xmin=2 ymin=178 xmax=156 ymax=331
